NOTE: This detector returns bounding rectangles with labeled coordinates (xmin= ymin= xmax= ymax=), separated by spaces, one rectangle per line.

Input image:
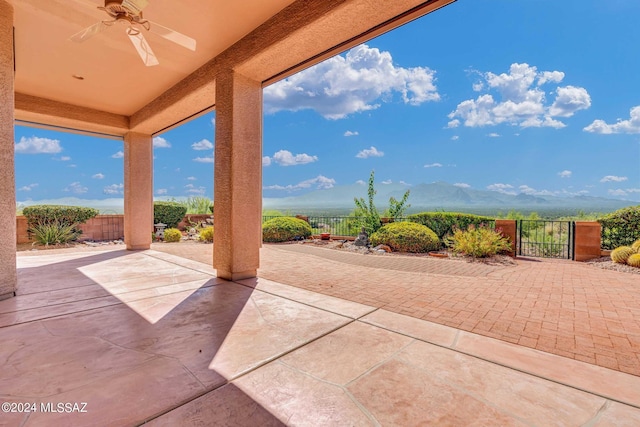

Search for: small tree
xmin=353 ymin=170 xmax=410 ymax=234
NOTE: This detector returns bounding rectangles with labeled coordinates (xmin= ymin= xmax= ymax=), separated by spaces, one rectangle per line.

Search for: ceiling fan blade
xmin=122 ymin=0 xmax=149 ymax=15
xmin=126 ymin=28 xmax=159 ymax=66
xmin=149 ymin=21 xmax=196 ymax=51
xmin=70 ymin=21 xmax=110 ymax=43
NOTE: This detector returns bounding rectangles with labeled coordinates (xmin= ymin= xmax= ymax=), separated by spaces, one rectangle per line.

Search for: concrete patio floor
xmin=2 ymin=247 xmax=640 ymax=426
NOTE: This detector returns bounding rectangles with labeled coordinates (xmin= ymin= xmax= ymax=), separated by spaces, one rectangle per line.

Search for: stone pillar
xmin=495 ymin=220 xmax=517 ymax=258
xmin=124 ymin=132 xmax=153 ymax=250
xmin=574 ymin=222 xmax=601 ymax=262
xmin=214 ymin=69 xmax=262 ymax=280
xmin=0 ymin=1 xmax=16 ymax=300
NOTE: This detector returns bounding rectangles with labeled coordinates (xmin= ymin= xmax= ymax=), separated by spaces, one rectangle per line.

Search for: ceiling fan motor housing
xmin=104 ymin=0 xmax=149 ymax=16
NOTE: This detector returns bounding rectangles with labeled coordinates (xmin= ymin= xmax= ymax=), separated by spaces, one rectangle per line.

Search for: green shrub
xmin=611 ymin=246 xmax=635 ymax=264
xmin=407 ymin=212 xmax=494 ymax=243
xmin=199 ymin=226 xmax=214 ymax=243
xmin=154 ymin=202 xmax=187 ymax=229
xmin=449 ymin=224 xmax=511 ymax=258
xmin=30 ymin=219 xmax=80 ymax=246
xmin=163 ymin=228 xmax=182 ymax=243
xmin=627 ymin=253 xmax=640 ymax=268
xmin=370 ymin=222 xmax=439 ymax=253
xmin=262 ymin=217 xmax=312 ymax=243
xmin=179 ymin=196 xmax=213 ymax=214
xmin=23 ymin=205 xmax=98 ymax=227
xmin=599 ymin=205 xmax=640 ymax=250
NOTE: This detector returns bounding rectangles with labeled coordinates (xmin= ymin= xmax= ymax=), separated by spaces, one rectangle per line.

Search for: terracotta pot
xmin=320 ymin=233 xmax=331 ymax=240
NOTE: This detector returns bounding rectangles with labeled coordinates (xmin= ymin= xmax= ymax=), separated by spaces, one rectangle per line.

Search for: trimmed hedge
xmin=598 ymin=205 xmax=640 ymax=250
xmin=163 ymin=228 xmax=182 ymax=243
xmin=407 ymin=212 xmax=494 ymax=243
xmin=23 ymin=205 xmax=98 ymax=227
xmin=370 ymin=222 xmax=439 ymax=253
xmin=262 ymin=217 xmax=312 ymax=242
xmin=154 ymin=201 xmax=187 ymax=229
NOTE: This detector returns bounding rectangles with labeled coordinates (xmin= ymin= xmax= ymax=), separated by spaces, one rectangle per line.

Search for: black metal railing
xmin=517 ymin=220 xmax=574 ymax=259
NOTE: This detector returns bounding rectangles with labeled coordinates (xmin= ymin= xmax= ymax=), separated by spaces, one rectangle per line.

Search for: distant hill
xmin=264 ymin=181 xmax=637 ymax=213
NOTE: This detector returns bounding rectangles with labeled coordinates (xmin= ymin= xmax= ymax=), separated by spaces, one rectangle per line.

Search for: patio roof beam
xmin=15 ymin=93 xmax=129 ymax=138
xmin=129 ymin=0 xmax=455 ymax=135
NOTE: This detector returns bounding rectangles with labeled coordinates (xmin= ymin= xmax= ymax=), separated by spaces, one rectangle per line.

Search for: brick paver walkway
xmin=152 ymin=242 xmax=640 ymax=376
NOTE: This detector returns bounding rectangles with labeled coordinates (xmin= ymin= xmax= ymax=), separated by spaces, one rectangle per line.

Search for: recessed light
xmin=72 ymin=74 xmax=84 ymax=80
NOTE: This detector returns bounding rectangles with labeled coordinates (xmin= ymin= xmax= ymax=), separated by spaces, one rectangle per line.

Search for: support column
xmin=214 ymin=69 xmax=262 ymax=280
xmin=0 ymin=1 xmax=16 ymax=300
xmin=124 ymin=132 xmax=153 ymax=250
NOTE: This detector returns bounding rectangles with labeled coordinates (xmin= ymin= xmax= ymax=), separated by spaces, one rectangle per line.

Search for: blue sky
xmin=15 ymin=0 xmax=640 ymax=205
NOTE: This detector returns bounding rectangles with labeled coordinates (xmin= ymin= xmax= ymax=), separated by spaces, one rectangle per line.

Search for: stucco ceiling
xmin=11 ymin=0 xmax=296 ymax=116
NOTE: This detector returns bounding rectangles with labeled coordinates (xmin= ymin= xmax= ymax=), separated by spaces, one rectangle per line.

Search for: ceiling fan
xmin=70 ymin=0 xmax=196 ymax=66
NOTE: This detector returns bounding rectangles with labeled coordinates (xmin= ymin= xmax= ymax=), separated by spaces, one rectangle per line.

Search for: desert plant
xmin=30 ymin=219 xmax=80 ymax=246
xmin=163 ymin=228 xmax=182 ymax=243
xmin=179 ymin=196 xmax=213 ymax=214
xmin=627 ymin=253 xmax=640 ymax=268
xmin=199 ymin=226 xmax=214 ymax=243
xmin=448 ymin=224 xmax=511 ymax=258
xmin=353 ymin=170 xmax=410 ymax=235
xmin=153 ymin=201 xmax=187 ymax=229
xmin=262 ymin=217 xmax=312 ymax=243
xmin=370 ymin=222 xmax=439 ymax=253
xmin=632 ymin=239 xmax=640 ymax=253
xmin=611 ymin=246 xmax=636 ymax=264
xmin=598 ymin=205 xmax=640 ymax=250
xmin=408 ymin=212 xmax=494 ymax=242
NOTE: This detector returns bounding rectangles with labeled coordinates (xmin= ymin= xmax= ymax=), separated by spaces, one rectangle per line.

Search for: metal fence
xmin=517 ymin=220 xmax=574 ymax=259
xmin=262 ymin=216 xmax=372 ymax=237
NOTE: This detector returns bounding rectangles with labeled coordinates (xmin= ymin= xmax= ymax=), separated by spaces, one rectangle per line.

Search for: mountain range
xmin=264 ymin=181 xmax=638 ymax=213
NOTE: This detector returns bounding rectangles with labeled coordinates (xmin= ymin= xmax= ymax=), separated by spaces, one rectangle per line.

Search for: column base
xmin=216 ymin=269 xmax=257 ymax=281
xmin=126 ymin=244 xmax=151 ymax=251
xmin=0 ymin=291 xmax=16 ymax=301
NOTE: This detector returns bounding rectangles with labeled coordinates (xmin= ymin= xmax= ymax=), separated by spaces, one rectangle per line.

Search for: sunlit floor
xmin=1 ymin=248 xmax=640 ymax=426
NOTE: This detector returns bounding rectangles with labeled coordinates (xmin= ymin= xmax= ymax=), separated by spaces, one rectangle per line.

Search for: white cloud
xmin=356 ymin=146 xmax=384 ymax=159
xmin=600 ymin=175 xmax=628 ymax=183
xmin=381 ymin=179 xmax=392 ymax=184
xmin=487 ymin=183 xmax=516 ymax=195
xmin=558 ymin=170 xmax=572 ymax=178
xmin=103 ymin=183 xmax=124 ymax=195
xmin=262 ymin=156 xmax=272 ymax=167
xmin=64 ymin=182 xmax=88 ymax=194
xmin=584 ymin=106 xmax=640 ymax=134
xmin=608 ymin=189 xmax=628 ymax=197
xmin=453 ymin=183 xmax=470 ymax=188
xmin=355 ymin=180 xmax=366 ymax=185
xmin=185 ymin=185 xmax=206 ymax=195
xmin=187 ymin=176 xmax=197 ymax=181
xmin=15 ymin=136 xmax=62 ymax=154
xmin=344 ymin=130 xmax=359 ymax=137
xmin=518 ymin=185 xmax=554 ymax=196
xmin=92 ymin=173 xmax=105 ymax=179
xmin=424 ymin=162 xmax=443 ymax=168
xmin=111 ymin=151 xmax=124 ymax=159
xmin=451 ymin=135 xmax=459 ymax=141
xmin=264 ymin=175 xmax=336 ymax=192
xmin=193 ymin=156 xmax=214 ymax=163
xmin=487 ymin=132 xmax=500 ymax=137
xmin=156 ymin=189 xmax=168 ymax=195
xmin=264 ymin=44 xmax=439 ymax=119
xmin=627 ymin=188 xmax=640 ymax=193
xmin=52 ymin=155 xmax=71 ymax=161
xmin=191 ymin=139 xmax=214 ymax=150
xmin=153 ymin=136 xmax=171 ymax=148
xmin=18 ymin=183 xmax=38 ymax=192
xmin=449 ymin=63 xmax=590 ymax=129
xmin=399 ymin=180 xmax=410 ymax=186
xmin=268 ymin=150 xmax=318 ymax=166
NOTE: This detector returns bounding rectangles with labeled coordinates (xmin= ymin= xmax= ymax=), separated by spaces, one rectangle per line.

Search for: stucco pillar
xmin=0 ymin=1 xmax=16 ymax=300
xmin=124 ymin=132 xmax=153 ymax=250
xmin=214 ymin=69 xmax=262 ymax=280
